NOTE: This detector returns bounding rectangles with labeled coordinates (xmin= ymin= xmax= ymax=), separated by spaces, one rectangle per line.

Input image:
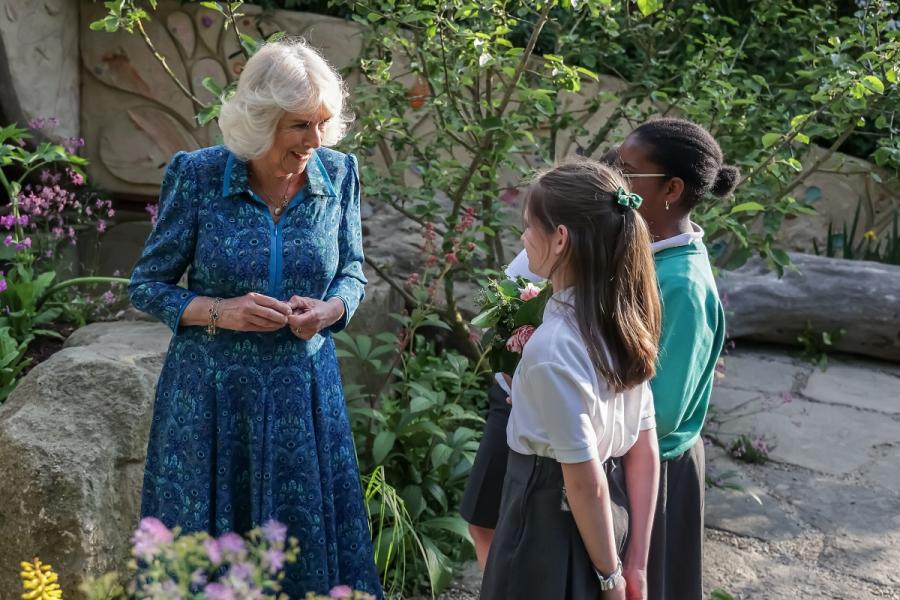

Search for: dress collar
xmin=222 ymin=149 xmax=337 ymax=199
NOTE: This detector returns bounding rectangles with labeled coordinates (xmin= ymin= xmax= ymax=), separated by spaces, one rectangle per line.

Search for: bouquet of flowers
xmin=472 ymin=278 xmax=551 ymax=374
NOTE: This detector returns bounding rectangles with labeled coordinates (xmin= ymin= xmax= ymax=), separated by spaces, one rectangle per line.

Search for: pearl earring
xmin=665 ymin=200 xmax=670 ymax=211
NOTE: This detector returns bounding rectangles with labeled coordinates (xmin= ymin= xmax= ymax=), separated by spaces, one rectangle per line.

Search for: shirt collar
xmin=651 ymin=222 xmax=704 ymax=254
xmin=543 ymin=287 xmax=574 ymax=321
xmin=222 ymin=149 xmax=337 ymax=199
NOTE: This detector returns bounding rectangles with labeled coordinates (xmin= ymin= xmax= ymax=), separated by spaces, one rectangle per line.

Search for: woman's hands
xmin=287 ymin=296 xmax=345 ymax=340
xmin=217 ymin=292 xmax=292 ymax=332
xmin=180 ymin=293 xmax=343 ymax=337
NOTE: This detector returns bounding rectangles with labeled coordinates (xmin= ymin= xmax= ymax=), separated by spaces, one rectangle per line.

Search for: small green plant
xmin=813 ymin=199 xmax=900 ymax=265
xmin=729 ymin=433 xmax=773 ymax=465
xmin=796 ymin=320 xmax=845 ymax=370
xmin=0 ymin=123 xmax=129 ymax=401
xmin=710 ymin=589 xmax=736 ymax=600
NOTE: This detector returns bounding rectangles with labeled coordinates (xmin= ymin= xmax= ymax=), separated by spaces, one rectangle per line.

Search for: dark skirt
xmin=647 ymin=436 xmax=706 ymax=600
xmin=480 ymin=451 xmax=630 ymax=600
xmin=459 ymin=383 xmax=512 ymax=528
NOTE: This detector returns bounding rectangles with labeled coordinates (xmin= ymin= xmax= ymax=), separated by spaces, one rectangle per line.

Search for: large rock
xmin=717 ymin=252 xmax=900 ymax=362
xmin=0 ymin=321 xmax=171 ymax=600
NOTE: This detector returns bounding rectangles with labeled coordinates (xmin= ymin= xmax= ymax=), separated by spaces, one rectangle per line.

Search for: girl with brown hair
xmin=480 ymin=159 xmax=662 ymax=600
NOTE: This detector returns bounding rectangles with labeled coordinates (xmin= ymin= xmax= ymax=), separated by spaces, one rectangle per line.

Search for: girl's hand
xmin=623 ymin=565 xmax=647 ymax=600
xmin=602 ymin=577 xmax=626 ymax=600
xmin=287 ymin=296 xmax=345 ymax=340
xmin=218 ymin=292 xmax=292 ymax=332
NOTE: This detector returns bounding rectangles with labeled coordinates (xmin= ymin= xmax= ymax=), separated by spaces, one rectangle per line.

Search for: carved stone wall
xmin=0 ymin=0 xmax=80 ymax=138
xmin=79 ymin=1 xmax=364 ymax=196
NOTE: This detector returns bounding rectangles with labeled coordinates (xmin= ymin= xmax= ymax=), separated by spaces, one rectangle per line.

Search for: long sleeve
xmin=128 ymin=151 xmax=199 ymax=333
xmin=324 ymin=153 xmax=367 ymax=333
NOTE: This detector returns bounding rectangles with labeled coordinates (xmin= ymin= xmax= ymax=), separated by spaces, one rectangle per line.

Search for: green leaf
xmin=795 ymin=133 xmax=810 ymax=145
xmin=771 ymin=248 xmax=791 ymax=267
xmin=409 ymin=395 xmax=435 ymax=413
xmin=372 ymin=431 xmax=396 ymax=464
xmin=422 ymin=515 xmax=472 ymax=541
xmin=636 ymin=0 xmax=663 ymax=16
xmin=861 ymin=75 xmax=884 ymax=94
xmin=431 ymin=443 xmax=453 ymax=468
xmin=470 ymin=306 xmax=498 ymax=328
xmin=761 ymin=133 xmax=781 ymax=148
xmin=729 ymin=202 xmax=766 ymax=215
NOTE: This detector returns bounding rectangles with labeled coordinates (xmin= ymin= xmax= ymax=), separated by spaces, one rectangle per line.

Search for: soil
xmin=21 ymin=322 xmax=76 ymax=376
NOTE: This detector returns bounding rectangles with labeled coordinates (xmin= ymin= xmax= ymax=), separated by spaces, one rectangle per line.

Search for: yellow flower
xmin=864 ymin=229 xmax=877 ymax=242
xmin=19 ymin=558 xmax=62 ymax=600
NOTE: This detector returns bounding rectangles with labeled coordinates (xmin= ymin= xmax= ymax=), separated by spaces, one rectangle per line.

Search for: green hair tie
xmin=615 ymin=186 xmax=643 ymax=210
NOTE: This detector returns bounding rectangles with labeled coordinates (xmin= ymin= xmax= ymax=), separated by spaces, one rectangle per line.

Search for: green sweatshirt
xmin=651 ymin=240 xmax=726 ymax=461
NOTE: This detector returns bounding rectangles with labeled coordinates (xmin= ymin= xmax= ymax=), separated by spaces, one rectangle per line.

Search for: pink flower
xmin=519 ymin=283 xmax=541 ymax=301
xmin=261 ymin=519 xmax=287 ymax=544
xmin=329 ymin=585 xmax=354 ymax=599
xmin=218 ymin=532 xmax=246 ymax=556
xmin=262 ymin=548 xmax=285 ymax=573
xmin=67 ymin=169 xmax=84 ymax=186
xmin=132 ymin=517 xmax=174 ymax=560
xmin=506 ymin=325 xmax=536 ymax=353
xmin=445 ymin=251 xmax=459 ymax=265
xmin=204 ymin=538 xmax=223 ymax=565
xmin=145 ymin=203 xmax=159 ymax=226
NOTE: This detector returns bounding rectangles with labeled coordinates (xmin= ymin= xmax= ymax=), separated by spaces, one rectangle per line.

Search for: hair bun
xmin=711 ymin=165 xmax=739 ymax=197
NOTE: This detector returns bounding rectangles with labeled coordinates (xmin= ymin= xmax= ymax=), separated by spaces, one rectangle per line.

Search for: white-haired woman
xmin=129 ymin=38 xmax=381 ymax=598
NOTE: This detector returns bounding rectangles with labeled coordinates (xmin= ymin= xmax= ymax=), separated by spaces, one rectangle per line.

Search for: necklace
xmin=254 ymin=172 xmax=294 ymax=217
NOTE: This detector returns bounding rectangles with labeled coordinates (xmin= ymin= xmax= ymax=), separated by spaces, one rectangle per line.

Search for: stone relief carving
xmin=79 ymin=0 xmax=363 ymax=196
xmin=0 ymin=0 xmax=80 ymax=139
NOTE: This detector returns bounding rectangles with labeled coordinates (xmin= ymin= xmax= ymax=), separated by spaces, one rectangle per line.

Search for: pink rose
xmin=519 ymin=283 xmax=541 ymax=301
xmin=506 ymin=325 xmax=536 ymax=353
xmin=329 ymin=585 xmax=353 ymax=598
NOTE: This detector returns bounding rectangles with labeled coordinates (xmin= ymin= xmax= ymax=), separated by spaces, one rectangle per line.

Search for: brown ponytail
xmin=524 ymin=159 xmax=661 ymax=391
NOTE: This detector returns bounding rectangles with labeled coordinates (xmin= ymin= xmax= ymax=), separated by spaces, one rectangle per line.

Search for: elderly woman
xmin=128 ymin=38 xmax=381 ymax=598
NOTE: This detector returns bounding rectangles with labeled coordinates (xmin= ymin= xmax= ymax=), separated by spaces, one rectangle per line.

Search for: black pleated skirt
xmin=459 ymin=383 xmax=512 ymax=528
xmin=480 ymin=451 xmax=630 ymax=600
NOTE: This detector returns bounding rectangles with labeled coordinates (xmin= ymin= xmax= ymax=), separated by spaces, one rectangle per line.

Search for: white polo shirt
xmin=506 ymin=289 xmax=656 ymax=464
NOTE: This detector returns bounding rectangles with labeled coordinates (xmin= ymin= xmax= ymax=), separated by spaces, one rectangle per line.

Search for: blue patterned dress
xmin=129 ymin=145 xmax=382 ymax=598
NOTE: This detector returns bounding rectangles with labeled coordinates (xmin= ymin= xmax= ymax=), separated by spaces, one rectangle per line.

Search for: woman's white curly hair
xmin=219 ymin=36 xmax=351 ymax=160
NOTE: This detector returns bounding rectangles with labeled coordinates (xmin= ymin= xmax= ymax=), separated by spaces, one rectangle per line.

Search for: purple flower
xmin=17 ymin=215 xmax=28 ymax=226
xmin=131 ymin=517 xmax=174 ymax=560
xmin=204 ymin=583 xmax=236 ymax=600
xmin=261 ymin=520 xmax=287 ymax=544
xmin=3 ymin=235 xmax=13 ymax=247
xmin=201 ymin=14 xmax=214 ymax=27
xmin=329 ymin=585 xmax=354 ymax=598
xmin=229 ymin=561 xmax=253 ymax=582
xmin=262 ymin=548 xmax=285 ymax=573
xmin=63 ymin=136 xmax=85 ymax=153
xmin=102 ymin=290 xmax=116 ymax=305
xmin=204 ymin=538 xmax=223 ymax=565
xmin=146 ymin=203 xmax=159 ymax=226
xmin=0 ymin=278 xmax=7 ymax=293
xmin=218 ymin=532 xmax=245 ymax=556
xmin=0 ymin=215 xmax=14 ymax=229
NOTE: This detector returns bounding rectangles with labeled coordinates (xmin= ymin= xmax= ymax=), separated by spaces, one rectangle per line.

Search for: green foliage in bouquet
xmin=472 ymin=278 xmax=551 ymax=375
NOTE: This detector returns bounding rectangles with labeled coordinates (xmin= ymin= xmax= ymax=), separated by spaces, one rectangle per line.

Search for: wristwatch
xmin=594 ymin=560 xmax=623 ymax=591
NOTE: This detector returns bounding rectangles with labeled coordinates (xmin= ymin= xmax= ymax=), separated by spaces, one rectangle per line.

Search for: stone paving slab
xmin=759 ymin=468 xmax=900 ymax=588
xmin=860 ymin=442 xmax=900 ymax=494
xmin=712 ymin=397 xmax=900 ymax=476
xmin=717 ymin=350 xmax=810 ymax=394
xmin=804 ymin=362 xmax=900 ymax=414
xmin=705 ymin=447 xmax=806 ymax=542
